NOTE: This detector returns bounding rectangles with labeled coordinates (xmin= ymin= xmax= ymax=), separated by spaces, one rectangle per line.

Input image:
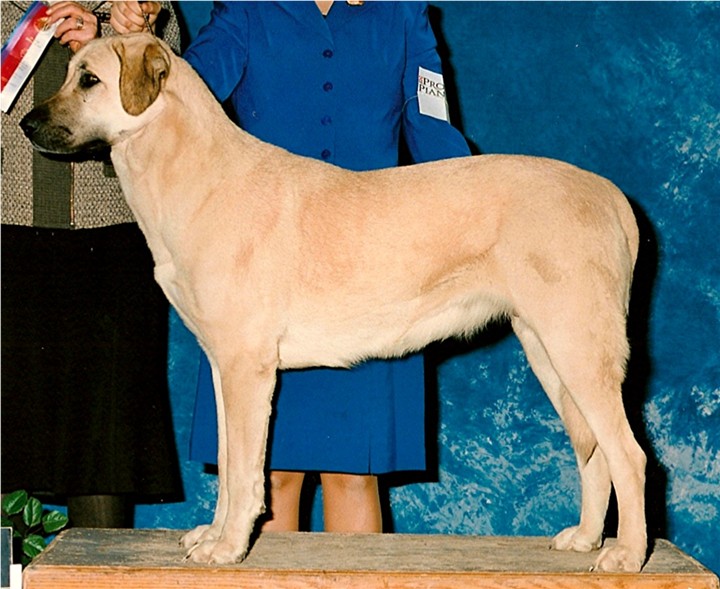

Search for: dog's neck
xmin=109 ymin=55 xmax=279 ymax=268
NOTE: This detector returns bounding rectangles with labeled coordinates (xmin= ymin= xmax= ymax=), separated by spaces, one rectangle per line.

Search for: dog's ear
xmin=117 ymin=39 xmax=171 ymax=116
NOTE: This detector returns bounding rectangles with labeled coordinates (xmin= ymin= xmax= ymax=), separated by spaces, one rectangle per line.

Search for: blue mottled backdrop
xmin=134 ymin=1 xmax=719 ymax=575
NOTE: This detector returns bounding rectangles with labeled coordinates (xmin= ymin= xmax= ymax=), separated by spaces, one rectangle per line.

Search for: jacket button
xmin=323 ymin=49 xmax=333 ymax=58
xmin=323 ymin=81 xmax=333 ymax=92
xmin=321 ymin=115 xmax=332 ymax=126
xmin=321 ymin=149 xmax=332 ymax=160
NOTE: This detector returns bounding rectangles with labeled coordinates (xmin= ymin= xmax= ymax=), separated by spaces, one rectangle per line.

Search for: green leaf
xmin=23 ymin=534 xmax=46 ymax=559
xmin=1 ymin=516 xmax=13 ymax=528
xmin=42 ymin=510 xmax=69 ymax=534
xmin=1 ymin=490 xmax=28 ymax=516
xmin=23 ymin=497 xmax=43 ymax=529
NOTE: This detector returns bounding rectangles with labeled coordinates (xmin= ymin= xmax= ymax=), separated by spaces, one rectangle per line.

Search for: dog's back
xmin=271 ymin=154 xmax=637 ymax=369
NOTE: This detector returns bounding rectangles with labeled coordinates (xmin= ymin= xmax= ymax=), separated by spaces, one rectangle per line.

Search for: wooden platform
xmin=23 ymin=529 xmax=719 ymax=589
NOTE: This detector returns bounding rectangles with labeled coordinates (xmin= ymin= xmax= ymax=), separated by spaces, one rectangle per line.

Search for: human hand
xmin=110 ymin=1 xmax=161 ymax=35
xmin=45 ymin=2 xmax=99 ymax=53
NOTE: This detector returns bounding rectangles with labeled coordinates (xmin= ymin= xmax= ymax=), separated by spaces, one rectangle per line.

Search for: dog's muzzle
xmin=20 ymin=104 xmax=74 ymax=154
xmin=21 ymin=104 xmax=109 ymax=156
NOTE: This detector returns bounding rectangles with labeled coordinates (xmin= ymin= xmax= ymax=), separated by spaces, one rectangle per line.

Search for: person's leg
xmin=320 ymin=473 xmax=382 ymax=532
xmin=67 ymin=495 xmax=133 ymax=528
xmin=261 ymin=471 xmax=306 ymax=531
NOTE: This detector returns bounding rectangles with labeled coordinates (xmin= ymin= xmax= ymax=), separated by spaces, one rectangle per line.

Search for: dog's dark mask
xmin=20 ymin=102 xmax=111 ymax=159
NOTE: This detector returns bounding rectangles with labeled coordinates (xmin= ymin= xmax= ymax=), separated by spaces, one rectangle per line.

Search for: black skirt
xmin=1 ymin=224 xmax=182 ymax=500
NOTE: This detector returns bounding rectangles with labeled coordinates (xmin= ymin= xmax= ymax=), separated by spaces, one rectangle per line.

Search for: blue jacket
xmin=184 ymin=1 xmax=470 ymax=171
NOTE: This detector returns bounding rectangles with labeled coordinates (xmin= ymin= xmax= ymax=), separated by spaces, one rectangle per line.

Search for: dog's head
xmin=21 ymin=33 xmax=172 ymax=155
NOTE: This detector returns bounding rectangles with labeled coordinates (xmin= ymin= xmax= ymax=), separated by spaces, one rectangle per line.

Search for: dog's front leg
xmin=186 ymin=351 xmax=277 ymax=564
xmin=181 ymin=358 xmax=229 ymax=550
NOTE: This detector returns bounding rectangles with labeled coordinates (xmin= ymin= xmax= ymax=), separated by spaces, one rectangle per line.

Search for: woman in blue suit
xmin=184 ymin=0 xmax=470 ymax=532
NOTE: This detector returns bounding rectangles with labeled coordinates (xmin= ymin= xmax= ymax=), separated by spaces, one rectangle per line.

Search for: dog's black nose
xmin=20 ymin=108 xmax=44 ymax=139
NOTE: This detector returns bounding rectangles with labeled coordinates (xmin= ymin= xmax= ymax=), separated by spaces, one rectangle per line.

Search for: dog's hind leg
xmin=512 ymin=317 xmax=611 ymax=553
xmin=513 ymin=307 xmax=646 ymax=572
xmin=186 ymin=348 xmax=278 ymax=564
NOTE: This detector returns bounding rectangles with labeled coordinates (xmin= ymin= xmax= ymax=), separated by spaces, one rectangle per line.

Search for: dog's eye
xmin=79 ymin=72 xmax=100 ymax=89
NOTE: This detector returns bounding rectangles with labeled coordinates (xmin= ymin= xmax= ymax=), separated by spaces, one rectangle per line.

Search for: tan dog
xmin=21 ymin=34 xmax=647 ymax=572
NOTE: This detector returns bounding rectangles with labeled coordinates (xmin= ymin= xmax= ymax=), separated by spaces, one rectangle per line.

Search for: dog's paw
xmin=184 ymin=538 xmax=248 ymax=565
xmin=180 ymin=524 xmax=218 ymax=550
xmin=592 ymin=544 xmax=644 ymax=573
xmin=551 ymin=525 xmax=602 ymax=553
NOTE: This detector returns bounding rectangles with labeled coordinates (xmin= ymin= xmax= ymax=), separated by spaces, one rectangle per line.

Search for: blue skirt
xmin=189 ymin=352 xmax=426 ymax=474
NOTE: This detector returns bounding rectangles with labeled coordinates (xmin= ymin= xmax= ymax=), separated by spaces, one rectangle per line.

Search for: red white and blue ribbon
xmin=1 ymin=2 xmax=61 ymax=113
